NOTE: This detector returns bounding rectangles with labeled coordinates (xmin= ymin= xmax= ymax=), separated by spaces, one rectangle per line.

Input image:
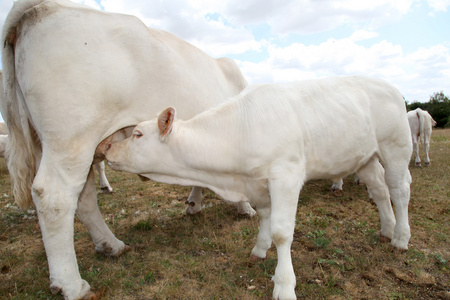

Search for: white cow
xmin=1 ymin=0 xmax=253 ymax=299
xmin=105 ymin=76 xmax=413 ymax=300
xmin=407 ymin=108 xmax=437 ymax=167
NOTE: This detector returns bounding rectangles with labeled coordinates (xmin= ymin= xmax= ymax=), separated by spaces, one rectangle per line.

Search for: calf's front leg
xmin=268 ymin=166 xmax=303 ymax=300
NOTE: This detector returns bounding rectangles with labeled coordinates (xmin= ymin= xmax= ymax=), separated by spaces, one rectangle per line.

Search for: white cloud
xmin=239 ymin=33 xmax=449 ymax=101
xmin=72 ymin=0 xmax=101 ymax=9
xmin=349 ymin=30 xmax=379 ymax=42
xmin=426 ymin=0 xmax=450 ymax=12
xmin=188 ymin=0 xmax=415 ymax=34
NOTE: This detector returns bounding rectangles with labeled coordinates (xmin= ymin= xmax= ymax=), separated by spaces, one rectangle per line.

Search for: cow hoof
xmin=96 ymin=243 xmax=130 ymax=257
xmin=100 ymin=187 xmax=113 ymax=194
xmin=415 ymin=162 xmax=422 ymax=167
xmin=81 ymin=287 xmax=106 ymax=300
xmin=424 ymin=162 xmax=430 ymax=167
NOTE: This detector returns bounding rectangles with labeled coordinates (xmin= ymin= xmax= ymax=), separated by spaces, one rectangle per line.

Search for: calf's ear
xmin=158 ymin=107 xmax=176 ymax=138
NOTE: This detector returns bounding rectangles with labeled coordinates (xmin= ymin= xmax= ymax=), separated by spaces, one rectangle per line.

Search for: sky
xmin=0 ymin=0 xmax=449 ymax=104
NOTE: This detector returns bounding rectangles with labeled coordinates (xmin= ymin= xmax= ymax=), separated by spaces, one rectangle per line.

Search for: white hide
xmin=106 ymin=76 xmax=413 ymax=300
xmin=1 ymin=0 xmax=250 ymax=299
xmin=407 ymin=108 xmax=437 ymax=167
xmin=1 ymin=70 xmax=112 ymax=192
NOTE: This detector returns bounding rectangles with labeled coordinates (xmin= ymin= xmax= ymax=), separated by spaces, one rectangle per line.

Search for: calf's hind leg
xmin=383 ymin=163 xmax=411 ymax=250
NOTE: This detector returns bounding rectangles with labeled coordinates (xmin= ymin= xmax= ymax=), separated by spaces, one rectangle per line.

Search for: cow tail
xmin=1 ymin=0 xmax=45 ymax=209
xmin=417 ymin=110 xmax=425 ymax=145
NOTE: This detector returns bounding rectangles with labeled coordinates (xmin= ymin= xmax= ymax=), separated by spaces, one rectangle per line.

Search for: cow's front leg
xmin=32 ymin=158 xmax=91 ymax=300
xmin=268 ymin=166 xmax=303 ymax=300
xmin=77 ymin=166 xmax=129 ymax=256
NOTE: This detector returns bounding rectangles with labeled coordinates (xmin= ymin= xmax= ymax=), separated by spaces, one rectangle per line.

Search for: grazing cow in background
xmin=1 ymin=0 xmax=253 ymax=298
xmin=105 ymin=76 xmax=413 ymax=300
xmin=407 ymin=108 xmax=437 ymax=167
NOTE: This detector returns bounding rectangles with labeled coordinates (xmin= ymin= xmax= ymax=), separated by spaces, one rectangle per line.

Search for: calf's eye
xmin=133 ymin=130 xmax=143 ymax=138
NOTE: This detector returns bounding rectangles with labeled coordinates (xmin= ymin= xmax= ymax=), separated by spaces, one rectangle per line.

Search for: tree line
xmin=407 ymin=91 xmax=450 ymax=128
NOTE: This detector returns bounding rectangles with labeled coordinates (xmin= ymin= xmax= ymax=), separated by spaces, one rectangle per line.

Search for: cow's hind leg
xmin=32 ymin=155 xmax=92 ymax=300
xmin=77 ymin=166 xmax=129 ymax=256
xmin=412 ymin=136 xmax=421 ymax=166
xmin=356 ymin=157 xmax=396 ymax=242
xmin=423 ymin=139 xmax=431 ymax=166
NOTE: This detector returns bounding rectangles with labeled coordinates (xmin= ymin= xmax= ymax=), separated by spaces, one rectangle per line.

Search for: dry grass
xmin=0 ymin=129 xmax=449 ymax=299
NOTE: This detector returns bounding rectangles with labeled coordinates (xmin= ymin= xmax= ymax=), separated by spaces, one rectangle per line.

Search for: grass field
xmin=0 ymin=129 xmax=449 ymax=299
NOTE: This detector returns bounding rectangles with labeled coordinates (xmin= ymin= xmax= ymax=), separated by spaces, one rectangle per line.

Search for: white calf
xmin=105 ymin=76 xmax=412 ymax=299
xmin=407 ymin=108 xmax=437 ymax=166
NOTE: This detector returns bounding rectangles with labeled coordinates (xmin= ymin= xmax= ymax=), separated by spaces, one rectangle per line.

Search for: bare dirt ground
xmin=0 ymin=129 xmax=449 ymax=299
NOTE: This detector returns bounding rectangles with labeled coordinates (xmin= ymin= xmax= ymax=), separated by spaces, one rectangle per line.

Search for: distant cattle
xmin=105 ymin=76 xmax=413 ymax=300
xmin=407 ymin=108 xmax=437 ymax=166
xmin=2 ymin=0 xmax=252 ymax=299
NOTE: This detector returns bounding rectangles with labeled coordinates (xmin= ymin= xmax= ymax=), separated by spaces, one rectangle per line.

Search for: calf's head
xmin=105 ymin=107 xmax=177 ymax=174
